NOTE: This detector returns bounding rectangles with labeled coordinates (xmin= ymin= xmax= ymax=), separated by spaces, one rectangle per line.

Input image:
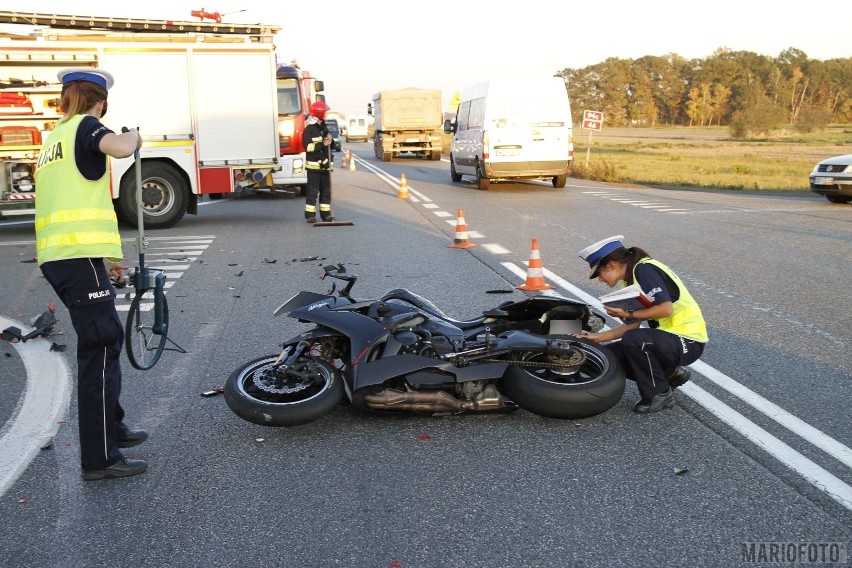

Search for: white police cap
xmin=579 ymin=235 xmax=625 ymax=279
xmin=57 ymin=68 xmax=115 ymax=91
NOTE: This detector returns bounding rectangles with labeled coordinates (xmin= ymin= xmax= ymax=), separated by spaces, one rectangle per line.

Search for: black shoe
xmin=667 ymin=367 xmax=692 ymax=390
xmin=321 ymin=216 xmax=335 ymax=222
xmin=633 ymin=388 xmax=675 ymax=413
xmin=117 ymin=429 xmax=148 ymax=448
xmin=306 ymin=217 xmax=317 ymax=224
xmin=82 ymin=457 xmax=147 ymax=481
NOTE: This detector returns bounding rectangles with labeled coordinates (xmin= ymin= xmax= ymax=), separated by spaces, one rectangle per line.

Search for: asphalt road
xmin=1 ymin=144 xmax=850 ymax=567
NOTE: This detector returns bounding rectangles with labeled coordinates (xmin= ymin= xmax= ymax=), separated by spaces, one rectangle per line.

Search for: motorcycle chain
xmin=481 ymin=351 xmax=584 ymax=371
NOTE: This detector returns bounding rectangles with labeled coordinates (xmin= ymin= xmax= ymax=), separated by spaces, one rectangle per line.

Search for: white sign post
xmin=582 ymin=110 xmax=604 ymax=167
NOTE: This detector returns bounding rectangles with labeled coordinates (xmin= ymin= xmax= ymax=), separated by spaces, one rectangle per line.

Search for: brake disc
xmin=251 ymin=362 xmax=315 ymax=395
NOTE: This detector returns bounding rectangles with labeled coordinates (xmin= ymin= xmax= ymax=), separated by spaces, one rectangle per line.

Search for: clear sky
xmin=5 ymin=1 xmax=852 ymax=117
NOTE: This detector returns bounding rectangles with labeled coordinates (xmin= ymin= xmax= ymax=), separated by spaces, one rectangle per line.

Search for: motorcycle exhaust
xmin=363 ymin=385 xmax=505 ymax=414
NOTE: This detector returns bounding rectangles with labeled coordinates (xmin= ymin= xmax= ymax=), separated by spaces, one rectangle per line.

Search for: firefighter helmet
xmin=309 ymin=101 xmax=329 ymax=119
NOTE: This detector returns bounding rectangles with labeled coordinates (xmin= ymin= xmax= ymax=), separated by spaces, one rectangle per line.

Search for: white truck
xmin=0 ymin=11 xmax=283 ymax=229
xmin=368 ymin=88 xmax=443 ymax=162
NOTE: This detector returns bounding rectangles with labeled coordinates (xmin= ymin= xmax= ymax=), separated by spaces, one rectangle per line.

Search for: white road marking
xmin=0 ymin=316 xmax=71 ymax=497
xmin=481 ymin=243 xmax=510 ymax=255
xmin=683 ymin=383 xmax=852 ymax=511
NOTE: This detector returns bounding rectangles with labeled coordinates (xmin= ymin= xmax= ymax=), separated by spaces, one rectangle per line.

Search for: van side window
xmin=457 ymin=101 xmax=471 ymax=131
xmin=469 ymin=97 xmax=485 ymax=129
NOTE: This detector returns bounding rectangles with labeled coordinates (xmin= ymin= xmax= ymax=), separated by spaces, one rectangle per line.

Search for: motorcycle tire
xmin=224 ymin=354 xmax=344 ymax=427
xmin=500 ymin=338 xmax=625 ymax=419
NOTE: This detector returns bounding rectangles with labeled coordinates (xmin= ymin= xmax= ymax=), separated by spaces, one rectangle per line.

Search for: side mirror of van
xmin=367 ymin=103 xmax=373 ymax=116
xmin=443 ymin=119 xmax=456 ymax=134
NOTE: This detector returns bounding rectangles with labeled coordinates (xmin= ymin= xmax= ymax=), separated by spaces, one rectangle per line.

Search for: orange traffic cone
xmin=349 ymin=153 xmax=356 ymax=171
xmin=398 ymin=173 xmax=410 ymax=199
xmin=516 ymin=238 xmax=554 ymax=291
xmin=447 ymin=208 xmax=475 ymax=249
xmin=341 ymin=150 xmax=349 ymax=169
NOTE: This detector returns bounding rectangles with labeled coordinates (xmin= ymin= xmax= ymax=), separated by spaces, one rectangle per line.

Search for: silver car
xmin=809 ymin=154 xmax=852 ymax=204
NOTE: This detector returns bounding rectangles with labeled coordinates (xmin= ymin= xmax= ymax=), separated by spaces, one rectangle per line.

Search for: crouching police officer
xmin=578 ymin=235 xmax=708 ymax=413
xmin=302 ymin=101 xmax=335 ymax=223
xmin=35 ymin=68 xmax=148 ymax=480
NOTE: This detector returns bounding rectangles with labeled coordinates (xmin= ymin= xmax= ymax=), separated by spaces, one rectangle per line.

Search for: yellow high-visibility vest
xmin=634 ymin=258 xmax=708 ymax=343
xmin=34 ymin=114 xmax=122 ymax=265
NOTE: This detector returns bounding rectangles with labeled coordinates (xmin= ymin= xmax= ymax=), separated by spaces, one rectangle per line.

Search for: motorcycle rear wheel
xmin=224 ymin=355 xmax=344 ymax=427
xmin=500 ymin=338 xmax=625 ymax=419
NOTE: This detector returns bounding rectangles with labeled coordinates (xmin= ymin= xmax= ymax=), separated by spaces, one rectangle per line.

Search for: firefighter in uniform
xmin=578 ymin=236 xmax=708 ymax=413
xmin=34 ymin=68 xmax=148 ymax=480
xmin=302 ymin=101 xmax=334 ymax=223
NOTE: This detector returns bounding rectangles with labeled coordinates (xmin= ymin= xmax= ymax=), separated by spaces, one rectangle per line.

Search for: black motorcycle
xmin=224 ymin=265 xmax=625 ymax=426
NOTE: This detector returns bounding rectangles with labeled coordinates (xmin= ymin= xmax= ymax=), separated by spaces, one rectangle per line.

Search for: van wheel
xmin=450 ymin=156 xmax=462 ymax=182
xmin=552 ymin=175 xmax=567 ymax=188
xmin=476 ymin=162 xmax=490 ymax=190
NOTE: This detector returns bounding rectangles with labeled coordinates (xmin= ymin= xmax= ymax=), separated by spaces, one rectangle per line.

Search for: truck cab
xmin=273 ymin=65 xmax=325 ymax=189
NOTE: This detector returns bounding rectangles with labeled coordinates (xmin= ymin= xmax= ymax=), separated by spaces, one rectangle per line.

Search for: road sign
xmin=584 ymin=110 xmax=603 ymax=121
xmin=583 ymin=119 xmax=603 ymax=131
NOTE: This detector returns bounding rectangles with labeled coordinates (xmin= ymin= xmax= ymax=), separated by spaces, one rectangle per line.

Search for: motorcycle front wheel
xmin=500 ymin=338 xmax=625 ymax=419
xmin=224 ymin=355 xmax=344 ymax=427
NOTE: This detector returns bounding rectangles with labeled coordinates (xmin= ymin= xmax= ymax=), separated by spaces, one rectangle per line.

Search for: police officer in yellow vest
xmin=578 ymin=236 xmax=708 ymax=413
xmin=35 ymin=68 xmax=148 ymax=480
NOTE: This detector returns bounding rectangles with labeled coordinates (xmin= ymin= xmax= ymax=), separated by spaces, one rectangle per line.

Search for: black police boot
xmin=82 ymin=457 xmax=148 ymax=481
xmin=305 ymin=217 xmax=317 ymax=224
xmin=117 ymin=429 xmax=148 ymax=448
xmin=667 ymin=367 xmax=692 ymax=390
xmin=633 ymin=388 xmax=675 ymax=414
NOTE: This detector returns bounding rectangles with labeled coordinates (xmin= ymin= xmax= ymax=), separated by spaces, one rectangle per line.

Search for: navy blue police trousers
xmin=41 ymin=257 xmax=128 ymax=470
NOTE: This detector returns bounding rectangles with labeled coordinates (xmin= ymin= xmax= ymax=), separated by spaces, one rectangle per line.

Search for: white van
xmin=346 ymin=115 xmax=369 ymax=142
xmin=447 ymin=77 xmax=574 ymax=190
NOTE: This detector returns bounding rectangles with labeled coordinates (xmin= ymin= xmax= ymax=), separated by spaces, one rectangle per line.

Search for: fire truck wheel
xmin=116 ymin=162 xmax=188 ymax=230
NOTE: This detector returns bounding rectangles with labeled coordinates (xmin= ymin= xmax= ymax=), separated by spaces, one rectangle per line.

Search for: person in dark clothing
xmin=578 ymin=235 xmax=708 ymax=413
xmin=34 ymin=67 xmax=148 ymax=480
xmin=302 ymin=101 xmax=334 ymax=223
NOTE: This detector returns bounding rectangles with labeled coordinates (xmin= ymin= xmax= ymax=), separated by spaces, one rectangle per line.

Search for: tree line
xmin=556 ymin=48 xmax=852 ymax=136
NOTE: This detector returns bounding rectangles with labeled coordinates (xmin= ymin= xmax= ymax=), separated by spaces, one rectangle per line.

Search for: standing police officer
xmin=35 ymin=68 xmax=148 ymax=480
xmin=302 ymin=101 xmax=334 ymax=223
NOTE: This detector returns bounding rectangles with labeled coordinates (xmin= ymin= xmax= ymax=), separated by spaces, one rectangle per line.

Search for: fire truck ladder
xmin=0 ymin=11 xmax=281 ymax=42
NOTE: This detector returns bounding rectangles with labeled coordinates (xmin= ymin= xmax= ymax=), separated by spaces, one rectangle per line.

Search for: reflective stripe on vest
xmin=34 ymin=114 xmax=123 ymax=265
xmin=634 ymin=258 xmax=708 ymax=343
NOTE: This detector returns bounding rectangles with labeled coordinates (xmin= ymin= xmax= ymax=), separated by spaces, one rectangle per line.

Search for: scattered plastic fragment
xmin=673 ymin=467 xmax=689 ymax=476
xmin=201 ymin=386 xmax=225 ymax=397
xmin=416 ymin=435 xmax=432 ymax=441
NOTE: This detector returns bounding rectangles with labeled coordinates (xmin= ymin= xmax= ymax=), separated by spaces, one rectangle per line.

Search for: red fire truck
xmin=0 ymin=11 xmax=323 ymax=228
